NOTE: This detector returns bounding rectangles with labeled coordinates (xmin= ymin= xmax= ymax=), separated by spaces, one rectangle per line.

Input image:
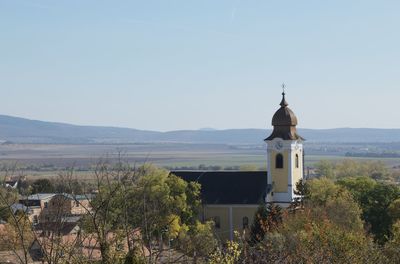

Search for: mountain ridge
xmin=1 ymin=115 xmax=400 ymax=144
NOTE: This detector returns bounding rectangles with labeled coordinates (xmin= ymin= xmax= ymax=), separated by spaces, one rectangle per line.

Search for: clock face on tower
xmin=274 ymin=140 xmax=283 ymax=151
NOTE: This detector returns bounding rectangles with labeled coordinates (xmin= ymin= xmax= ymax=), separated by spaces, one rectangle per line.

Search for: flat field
xmin=0 ymin=143 xmax=399 ymax=179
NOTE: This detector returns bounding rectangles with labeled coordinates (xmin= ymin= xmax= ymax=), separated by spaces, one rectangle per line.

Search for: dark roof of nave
xmin=171 ymin=170 xmax=267 ymax=205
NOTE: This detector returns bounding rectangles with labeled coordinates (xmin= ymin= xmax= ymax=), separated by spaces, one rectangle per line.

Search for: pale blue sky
xmin=1 ymin=0 xmax=399 ymax=131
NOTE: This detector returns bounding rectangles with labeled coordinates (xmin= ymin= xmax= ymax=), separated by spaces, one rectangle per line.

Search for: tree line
xmin=1 ymin=159 xmax=400 ymax=263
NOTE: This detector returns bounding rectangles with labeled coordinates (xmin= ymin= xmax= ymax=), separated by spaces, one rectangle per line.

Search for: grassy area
xmin=1 ymin=143 xmax=400 ymax=179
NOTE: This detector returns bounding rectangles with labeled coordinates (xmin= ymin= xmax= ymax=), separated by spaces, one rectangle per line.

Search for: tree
xmin=315 ymin=160 xmax=335 ymax=179
xmin=209 ymin=237 xmax=242 ymax=264
xmin=363 ymin=183 xmax=400 ymax=243
xmin=0 ymin=188 xmax=34 ymax=264
xmin=249 ymin=203 xmax=282 ymax=244
xmin=75 ymin=162 xmax=215 ymax=263
xmin=335 ymin=160 xmax=389 ymax=180
xmin=244 ymin=179 xmax=379 ymax=264
xmin=31 ymin=178 xmax=55 ymax=194
xmin=388 ymin=198 xmax=400 ymax=221
xmin=306 ymin=178 xmax=364 ymax=232
xmin=339 ymin=177 xmax=400 ymax=243
xmin=383 ymin=220 xmax=400 ymax=263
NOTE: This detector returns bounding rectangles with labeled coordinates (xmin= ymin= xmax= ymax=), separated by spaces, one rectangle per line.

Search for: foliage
xmin=315 ymin=160 xmax=335 ymax=179
xmin=80 ymin=163 xmax=212 ymax=263
xmin=388 ymin=198 xmax=400 ymax=221
xmin=0 ymin=213 xmax=34 ymax=264
xmin=0 ymin=187 xmax=18 ymax=221
xmin=208 ymin=238 xmax=242 ymax=264
xmin=249 ymin=204 xmax=282 ymax=244
xmin=382 ymin=220 xmax=400 ymax=263
xmin=314 ymin=160 xmax=390 ymax=180
xmin=338 ymin=177 xmax=400 ymax=243
xmin=176 ymin=220 xmax=218 ymax=260
xmin=306 ymin=178 xmax=364 ymax=232
xmin=31 ymin=178 xmax=55 ymax=194
xmin=242 ymin=178 xmax=380 ymax=263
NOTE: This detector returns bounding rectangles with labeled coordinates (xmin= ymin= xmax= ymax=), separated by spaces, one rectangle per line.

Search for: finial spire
xmin=280 ymin=83 xmax=288 ymax=107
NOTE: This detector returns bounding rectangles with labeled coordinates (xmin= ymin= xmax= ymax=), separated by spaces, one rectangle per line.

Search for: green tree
xmin=315 ymin=160 xmax=335 ymax=179
xmin=305 ymin=178 xmax=364 ymax=232
xmin=31 ymin=178 xmax=55 ymax=193
xmin=208 ymin=238 xmax=242 ymax=264
xmin=82 ymin=163 xmax=214 ymax=263
xmin=364 ymin=183 xmax=400 ymax=243
xmin=334 ymin=160 xmax=389 ymax=180
xmin=0 ymin=187 xmax=18 ymax=221
xmin=383 ymin=220 xmax=400 ymax=263
xmin=388 ymin=198 xmax=400 ymax=221
xmin=339 ymin=177 xmax=400 ymax=243
xmin=245 ymin=179 xmax=379 ymax=264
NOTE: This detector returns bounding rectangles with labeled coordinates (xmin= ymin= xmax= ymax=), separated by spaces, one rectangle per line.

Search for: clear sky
xmin=1 ymin=0 xmax=399 ymax=131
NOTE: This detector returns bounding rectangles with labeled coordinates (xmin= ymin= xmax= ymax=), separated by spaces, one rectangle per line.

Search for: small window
xmin=44 ymin=202 xmax=48 ymax=208
xmin=242 ymin=217 xmax=249 ymax=229
xmin=295 ymin=154 xmax=299 ymax=168
xmin=276 ymin=154 xmax=283 ymax=169
xmin=213 ymin=216 xmax=221 ymax=229
xmin=75 ymin=201 xmax=79 ymax=207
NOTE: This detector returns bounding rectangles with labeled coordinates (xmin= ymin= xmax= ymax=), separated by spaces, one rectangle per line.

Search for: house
xmin=30 ymin=226 xmax=147 ymax=262
xmin=18 ymin=193 xmax=94 ymax=225
xmin=18 ymin=193 xmax=56 ymax=224
xmin=172 ymin=91 xmax=305 ymax=241
xmin=4 ymin=179 xmax=18 ymax=189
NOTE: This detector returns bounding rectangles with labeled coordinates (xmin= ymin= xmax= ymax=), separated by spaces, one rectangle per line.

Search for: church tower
xmin=265 ymin=88 xmax=304 ymax=207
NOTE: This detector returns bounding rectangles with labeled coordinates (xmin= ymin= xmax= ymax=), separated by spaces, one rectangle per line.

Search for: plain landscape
xmin=1 ymin=115 xmax=400 ymax=179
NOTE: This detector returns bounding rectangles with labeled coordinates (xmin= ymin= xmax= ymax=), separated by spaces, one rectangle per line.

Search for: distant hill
xmin=0 ymin=115 xmax=400 ymax=144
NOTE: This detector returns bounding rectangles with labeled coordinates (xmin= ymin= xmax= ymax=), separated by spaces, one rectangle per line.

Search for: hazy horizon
xmin=1 ymin=1 xmax=399 ymax=130
xmin=3 ymin=114 xmax=400 ymax=133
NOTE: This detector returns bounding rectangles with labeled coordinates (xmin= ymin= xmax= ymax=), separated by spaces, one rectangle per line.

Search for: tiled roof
xmin=171 ymin=171 xmax=268 ymax=205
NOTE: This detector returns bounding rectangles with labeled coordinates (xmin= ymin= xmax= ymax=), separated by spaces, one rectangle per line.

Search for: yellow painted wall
xmin=203 ymin=207 xmax=230 ymax=239
xmin=203 ymin=206 xmax=258 ymax=241
xmin=232 ymin=207 xmax=256 ymax=231
xmin=292 ymin=149 xmax=303 ymax=190
xmin=270 ymin=150 xmax=289 ymax=192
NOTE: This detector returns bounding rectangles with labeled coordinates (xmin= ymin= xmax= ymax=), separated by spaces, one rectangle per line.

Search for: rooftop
xmin=171 ymin=170 xmax=267 ymax=205
xmin=26 ymin=193 xmax=56 ymax=200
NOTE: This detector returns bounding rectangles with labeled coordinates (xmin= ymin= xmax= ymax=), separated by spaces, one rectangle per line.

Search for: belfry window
xmin=276 ymin=154 xmax=283 ymax=169
xmin=295 ymin=154 xmax=299 ymax=168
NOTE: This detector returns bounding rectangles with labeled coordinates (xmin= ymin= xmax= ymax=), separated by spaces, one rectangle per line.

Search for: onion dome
xmin=265 ymin=91 xmax=304 ymax=141
xmin=271 ymin=92 xmax=298 ymax=126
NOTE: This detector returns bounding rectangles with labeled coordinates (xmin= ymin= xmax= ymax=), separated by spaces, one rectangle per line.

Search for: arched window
xmin=295 ymin=154 xmax=299 ymax=168
xmin=276 ymin=154 xmax=283 ymax=169
xmin=242 ymin=216 xmax=249 ymax=229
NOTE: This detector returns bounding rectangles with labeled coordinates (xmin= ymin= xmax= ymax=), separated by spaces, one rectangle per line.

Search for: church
xmin=172 ymin=90 xmax=304 ymax=241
